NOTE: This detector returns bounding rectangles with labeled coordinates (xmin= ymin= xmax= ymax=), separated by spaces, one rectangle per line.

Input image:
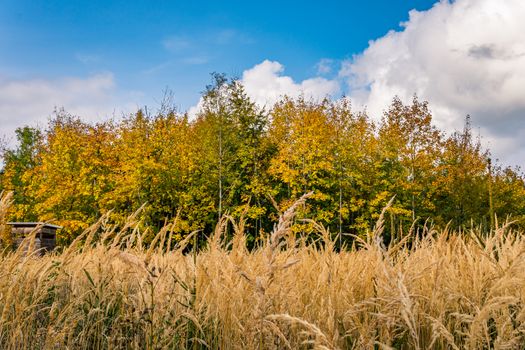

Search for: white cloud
xmin=242 ymin=60 xmax=340 ymax=108
xmin=187 ymin=97 xmax=204 ymax=119
xmin=340 ymin=0 xmax=525 ymax=167
xmin=187 ymin=60 xmax=340 ymax=118
xmin=316 ymin=58 xmax=334 ymax=75
xmin=0 ymin=73 xmax=138 ymax=147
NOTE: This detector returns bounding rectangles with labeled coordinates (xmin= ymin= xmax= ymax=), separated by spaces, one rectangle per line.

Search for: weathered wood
xmin=6 ymin=222 xmax=61 ymax=255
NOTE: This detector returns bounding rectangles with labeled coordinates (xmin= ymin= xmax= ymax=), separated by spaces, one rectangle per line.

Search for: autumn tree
xmin=490 ymin=165 xmax=525 ymax=226
xmin=28 ymin=112 xmax=117 ymax=241
xmin=268 ymin=97 xmax=338 ymax=232
xmin=433 ymin=117 xmax=491 ymax=229
xmin=1 ymin=79 xmax=524 ymax=244
xmin=326 ymin=99 xmax=387 ymax=236
xmin=193 ymin=74 xmax=272 ymax=237
xmin=1 ymin=126 xmax=43 ymax=221
xmin=377 ymin=96 xmax=442 ymax=233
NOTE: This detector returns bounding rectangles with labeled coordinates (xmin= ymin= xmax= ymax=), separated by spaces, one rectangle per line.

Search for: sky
xmin=1 ymin=0 xmax=524 ymax=168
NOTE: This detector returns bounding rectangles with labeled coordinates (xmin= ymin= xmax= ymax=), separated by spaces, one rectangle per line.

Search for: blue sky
xmin=0 ymin=0 xmax=436 ymax=110
xmin=1 ymin=0 xmax=525 ymax=167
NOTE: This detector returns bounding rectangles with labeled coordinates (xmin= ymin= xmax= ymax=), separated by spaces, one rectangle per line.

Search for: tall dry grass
xmin=0 ymin=191 xmax=14 ymax=247
xmin=1 ymin=191 xmax=525 ymax=349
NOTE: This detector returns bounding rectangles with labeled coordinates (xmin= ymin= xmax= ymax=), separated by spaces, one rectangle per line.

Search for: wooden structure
xmin=6 ymin=222 xmax=61 ymax=255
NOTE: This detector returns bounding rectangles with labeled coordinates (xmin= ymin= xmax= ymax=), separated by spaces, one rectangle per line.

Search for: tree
xmin=268 ymin=97 xmax=337 ymax=231
xmin=377 ymin=96 xmax=442 ymax=232
xmin=29 ymin=112 xmax=117 ymax=241
xmin=2 ymin=82 xmax=525 ymax=243
xmin=327 ymin=98 xmax=384 ymax=237
xmin=1 ymin=126 xmax=42 ymax=221
xmin=434 ymin=116 xmax=489 ymax=228
xmin=491 ymin=165 xmax=525 ymax=226
xmin=193 ymin=75 xmax=272 ymax=238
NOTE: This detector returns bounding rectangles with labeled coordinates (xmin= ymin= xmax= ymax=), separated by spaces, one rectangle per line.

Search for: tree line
xmin=1 ymin=74 xmax=524 ymax=245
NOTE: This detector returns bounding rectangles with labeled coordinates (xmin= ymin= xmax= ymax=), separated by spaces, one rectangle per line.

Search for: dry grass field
xmin=1 ymin=192 xmax=525 ymax=349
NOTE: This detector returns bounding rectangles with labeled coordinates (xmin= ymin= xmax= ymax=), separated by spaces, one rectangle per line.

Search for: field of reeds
xmin=1 ymin=191 xmax=525 ymax=349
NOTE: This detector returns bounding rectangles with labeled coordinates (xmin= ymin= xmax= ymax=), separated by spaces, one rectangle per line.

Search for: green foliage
xmin=1 ymin=77 xmax=524 ymax=244
xmin=2 ymin=126 xmax=42 ymax=221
